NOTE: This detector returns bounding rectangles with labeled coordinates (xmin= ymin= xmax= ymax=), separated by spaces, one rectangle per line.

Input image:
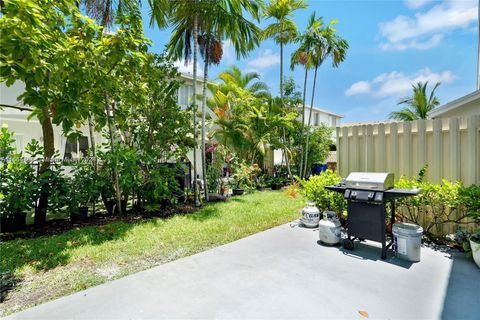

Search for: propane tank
xmin=301 ymin=202 xmax=320 ymax=228
xmin=318 ymin=211 xmax=341 ymax=245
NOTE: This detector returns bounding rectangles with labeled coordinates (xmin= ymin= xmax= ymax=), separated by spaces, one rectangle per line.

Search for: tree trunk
xmin=88 ymin=114 xmax=97 ymax=215
xmin=278 ymin=42 xmax=292 ymax=178
xmin=34 ymin=106 xmax=55 ymax=227
xmin=192 ymin=11 xmax=200 ymax=207
xmin=201 ymin=48 xmax=209 ymax=202
xmin=299 ymin=67 xmax=308 ymax=178
xmin=280 ymin=42 xmax=283 ymax=98
xmin=303 ymin=64 xmax=319 ymax=178
xmin=106 ymin=99 xmax=123 ymax=216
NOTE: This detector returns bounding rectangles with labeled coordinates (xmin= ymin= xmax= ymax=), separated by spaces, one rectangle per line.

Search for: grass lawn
xmin=0 ymin=191 xmax=303 ymax=316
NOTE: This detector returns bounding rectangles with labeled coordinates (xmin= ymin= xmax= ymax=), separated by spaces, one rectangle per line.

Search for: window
xmin=314 ymin=113 xmax=319 ymax=126
xmin=331 ymin=117 xmax=336 ymax=127
xmin=178 ymin=85 xmax=194 ymax=106
xmin=64 ymin=136 xmax=89 ymax=159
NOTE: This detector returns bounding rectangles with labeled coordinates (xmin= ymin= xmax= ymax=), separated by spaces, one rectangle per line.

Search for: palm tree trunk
xmin=201 ymin=50 xmax=209 ymax=202
xmin=278 ymin=42 xmax=293 ymax=178
xmin=280 ymin=42 xmax=283 ymax=98
xmin=192 ymin=11 xmax=200 ymax=207
xmin=299 ymin=67 xmax=308 ymax=178
xmin=303 ymin=64 xmax=318 ymax=178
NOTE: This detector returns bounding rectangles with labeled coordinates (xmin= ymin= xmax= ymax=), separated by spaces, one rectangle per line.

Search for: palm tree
xmin=290 ymin=12 xmax=320 ymax=178
xmin=263 ymin=0 xmax=306 ymax=178
xmin=218 ymin=66 xmax=269 ymax=96
xmin=263 ymin=0 xmax=306 ymax=98
xmin=82 ymin=0 xmax=140 ymax=28
xmin=302 ymin=18 xmax=348 ymax=178
xmin=150 ymin=0 xmax=261 ymax=204
xmin=389 ymin=82 xmax=441 ymax=121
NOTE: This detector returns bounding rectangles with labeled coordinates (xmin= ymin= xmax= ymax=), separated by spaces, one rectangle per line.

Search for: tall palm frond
xmin=389 ymin=81 xmax=441 ymax=121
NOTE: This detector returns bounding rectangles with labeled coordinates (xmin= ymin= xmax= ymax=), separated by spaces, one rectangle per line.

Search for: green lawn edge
xmin=0 ymin=191 xmax=303 ymax=316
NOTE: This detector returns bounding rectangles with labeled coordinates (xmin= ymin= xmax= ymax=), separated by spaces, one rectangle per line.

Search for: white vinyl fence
xmin=336 ymin=115 xmax=480 ymax=186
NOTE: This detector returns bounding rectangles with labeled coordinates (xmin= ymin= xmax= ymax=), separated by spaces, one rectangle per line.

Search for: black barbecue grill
xmin=326 ymin=172 xmax=421 ymax=260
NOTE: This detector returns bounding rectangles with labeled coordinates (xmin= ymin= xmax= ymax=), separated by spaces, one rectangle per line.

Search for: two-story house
xmin=272 ymin=104 xmax=343 ymax=166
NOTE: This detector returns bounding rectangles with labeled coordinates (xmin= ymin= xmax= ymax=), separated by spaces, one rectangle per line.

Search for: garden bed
xmin=0 ymin=191 xmax=302 ymax=316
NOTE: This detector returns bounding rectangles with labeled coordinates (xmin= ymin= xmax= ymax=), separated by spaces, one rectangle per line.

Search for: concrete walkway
xmin=5 ymin=222 xmax=480 ymax=320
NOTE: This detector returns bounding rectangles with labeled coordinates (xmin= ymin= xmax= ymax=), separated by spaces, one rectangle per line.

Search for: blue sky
xmin=140 ymin=0 xmax=478 ymax=123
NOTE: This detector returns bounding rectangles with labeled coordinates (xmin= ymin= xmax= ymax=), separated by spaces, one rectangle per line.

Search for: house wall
xmin=1 ymin=75 xmax=211 ymax=178
xmin=431 ymin=99 xmax=480 ymax=119
xmin=336 ymin=116 xmax=480 ymax=186
xmin=272 ymin=108 xmax=342 ymax=166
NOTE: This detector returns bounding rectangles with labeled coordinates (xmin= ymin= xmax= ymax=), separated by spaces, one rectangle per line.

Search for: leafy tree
xmin=302 ymin=17 xmax=348 ymax=178
xmin=389 ymin=82 xmax=441 ymax=121
xmin=1 ymin=0 xmax=103 ymax=226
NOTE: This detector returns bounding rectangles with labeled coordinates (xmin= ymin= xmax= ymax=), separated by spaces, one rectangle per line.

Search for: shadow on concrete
xmin=440 ymin=252 xmax=480 ymax=320
xmin=329 ymin=239 xmax=414 ymax=269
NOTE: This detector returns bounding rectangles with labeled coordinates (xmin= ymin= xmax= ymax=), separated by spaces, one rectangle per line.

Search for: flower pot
xmin=0 ymin=212 xmax=27 ymax=233
xmin=470 ymin=239 xmax=480 ymax=269
xmin=257 ymin=186 xmax=266 ymax=192
xmin=271 ymin=183 xmax=282 ymax=190
xmin=233 ymin=188 xmax=244 ymax=196
xmin=71 ymin=206 xmax=88 ymax=222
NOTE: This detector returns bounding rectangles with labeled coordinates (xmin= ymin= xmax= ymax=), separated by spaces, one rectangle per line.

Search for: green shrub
xmin=298 ymin=170 xmax=346 ymax=214
xmin=395 ymin=177 xmax=479 ymax=236
xmin=0 ymin=127 xmax=37 ymax=218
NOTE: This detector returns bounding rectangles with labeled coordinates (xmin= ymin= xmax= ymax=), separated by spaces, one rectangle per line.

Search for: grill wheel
xmin=342 ymin=238 xmax=354 ymax=250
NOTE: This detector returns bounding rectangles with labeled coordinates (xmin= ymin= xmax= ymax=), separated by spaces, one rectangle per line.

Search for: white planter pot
xmin=470 ymin=239 xmax=480 ymax=269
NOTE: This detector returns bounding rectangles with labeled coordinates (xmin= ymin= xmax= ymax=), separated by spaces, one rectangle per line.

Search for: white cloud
xmin=345 ymin=68 xmax=456 ymax=98
xmin=345 ymin=81 xmax=371 ymax=96
xmin=379 ymin=0 xmax=477 ymax=50
xmin=247 ymin=49 xmax=280 ymax=69
xmin=174 ymin=60 xmax=203 ymax=76
xmin=221 ymin=40 xmax=235 ymax=64
xmin=404 ymin=0 xmax=435 ymax=9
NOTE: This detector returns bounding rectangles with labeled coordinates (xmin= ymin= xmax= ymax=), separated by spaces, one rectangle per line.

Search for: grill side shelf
xmin=325 ymin=185 xmax=347 ymax=194
xmin=384 ymin=188 xmax=422 ymax=199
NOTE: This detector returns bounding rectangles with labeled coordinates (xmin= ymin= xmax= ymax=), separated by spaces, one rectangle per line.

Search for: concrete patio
xmin=5 ymin=222 xmax=480 ymax=320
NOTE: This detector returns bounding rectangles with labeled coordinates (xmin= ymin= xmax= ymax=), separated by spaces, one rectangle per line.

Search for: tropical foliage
xmin=389 ymin=81 xmax=441 ymax=121
xmin=0 ymin=0 xmax=342 ymax=228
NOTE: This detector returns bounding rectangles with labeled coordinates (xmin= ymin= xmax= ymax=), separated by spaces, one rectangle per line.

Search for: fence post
xmin=403 ymin=121 xmax=412 ymax=178
xmin=432 ymin=119 xmax=442 ymax=183
xmin=378 ymin=123 xmax=385 ymax=172
xmin=351 ymin=126 xmax=359 ymax=172
xmin=466 ymin=115 xmax=479 ymax=185
xmin=417 ymin=119 xmax=426 ymax=176
xmin=341 ymin=127 xmax=349 ymax=177
xmin=366 ymin=125 xmax=374 ymax=172
xmin=390 ymin=122 xmax=398 ymax=176
xmin=449 ymin=117 xmax=460 ymax=182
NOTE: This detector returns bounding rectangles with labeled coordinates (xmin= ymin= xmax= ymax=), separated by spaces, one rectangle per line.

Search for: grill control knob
xmin=351 ymin=191 xmax=357 ymax=199
xmin=368 ymin=192 xmax=375 ymax=200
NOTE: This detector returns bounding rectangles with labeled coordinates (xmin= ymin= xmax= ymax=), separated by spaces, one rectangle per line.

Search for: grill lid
xmin=345 ymin=172 xmax=394 ymax=191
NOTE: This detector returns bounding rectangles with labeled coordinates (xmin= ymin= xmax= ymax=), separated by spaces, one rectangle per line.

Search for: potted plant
xmin=0 ymin=155 xmax=36 ymax=233
xmin=256 ymin=176 xmax=267 ymax=191
xmin=469 ymin=229 xmax=480 ymax=269
xmin=270 ymin=176 xmax=284 ymax=190
xmin=232 ymin=163 xmax=255 ymax=196
xmin=69 ymin=160 xmax=99 ymax=222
